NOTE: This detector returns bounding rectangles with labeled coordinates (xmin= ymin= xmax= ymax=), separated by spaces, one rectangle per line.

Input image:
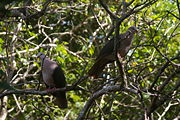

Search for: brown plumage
xmin=37 ymin=52 xmax=67 ymax=109
xmin=88 ymin=26 xmax=138 ymax=78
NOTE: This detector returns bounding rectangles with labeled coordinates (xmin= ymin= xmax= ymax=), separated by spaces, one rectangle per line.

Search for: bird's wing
xmin=52 ymin=66 xmax=66 ymax=88
xmin=88 ymin=56 xmax=114 ymax=78
xmin=97 ymin=38 xmax=114 ymax=60
xmin=52 ymin=65 xmax=67 ymax=108
xmin=97 ymin=32 xmax=129 ymax=59
xmin=53 ymin=66 xmax=68 ymax=108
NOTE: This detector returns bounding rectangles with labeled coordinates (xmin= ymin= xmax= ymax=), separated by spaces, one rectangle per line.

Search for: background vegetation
xmin=0 ymin=0 xmax=179 ymax=120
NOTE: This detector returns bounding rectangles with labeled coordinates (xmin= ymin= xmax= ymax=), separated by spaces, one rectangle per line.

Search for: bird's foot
xmin=46 ymin=87 xmax=57 ymax=92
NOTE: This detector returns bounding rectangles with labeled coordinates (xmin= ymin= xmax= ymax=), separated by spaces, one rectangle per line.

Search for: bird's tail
xmin=53 ymin=92 xmax=68 ymax=109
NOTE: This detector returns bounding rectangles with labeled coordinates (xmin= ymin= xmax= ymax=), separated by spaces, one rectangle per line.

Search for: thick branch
xmin=147 ymin=69 xmax=180 ymax=117
xmin=98 ymin=0 xmax=117 ymax=19
xmin=76 ymin=86 xmax=138 ymax=120
xmin=115 ymin=21 xmax=125 ymax=81
xmin=150 ymin=54 xmax=180 ymax=90
xmin=0 ymin=85 xmax=81 ymax=98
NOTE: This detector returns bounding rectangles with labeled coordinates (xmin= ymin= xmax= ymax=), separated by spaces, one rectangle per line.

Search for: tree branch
xmin=147 ymin=69 xmax=180 ymax=117
xmin=176 ymin=0 xmax=180 ymax=17
xmin=149 ymin=54 xmax=180 ymax=90
xmin=166 ymin=11 xmax=180 ymax=20
xmin=76 ymin=85 xmax=138 ymax=120
xmin=0 ymin=85 xmax=82 ymax=98
xmin=98 ymin=0 xmax=118 ymax=19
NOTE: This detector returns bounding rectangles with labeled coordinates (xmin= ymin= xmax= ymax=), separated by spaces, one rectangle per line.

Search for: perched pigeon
xmin=37 ymin=52 xmax=67 ymax=108
xmin=88 ymin=26 xmax=138 ymax=78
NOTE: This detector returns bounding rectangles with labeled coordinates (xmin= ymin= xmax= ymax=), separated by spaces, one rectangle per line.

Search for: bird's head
xmin=128 ymin=26 xmax=138 ymax=33
xmin=37 ymin=52 xmax=46 ymax=60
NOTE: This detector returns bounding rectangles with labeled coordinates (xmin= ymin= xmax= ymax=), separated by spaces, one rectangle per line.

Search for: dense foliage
xmin=0 ymin=0 xmax=179 ymax=120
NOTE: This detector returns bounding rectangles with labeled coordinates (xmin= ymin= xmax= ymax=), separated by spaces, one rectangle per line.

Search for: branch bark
xmin=150 ymin=55 xmax=180 ymax=90
xmin=76 ymin=85 xmax=138 ymax=120
xmin=0 ymin=85 xmax=82 ymax=98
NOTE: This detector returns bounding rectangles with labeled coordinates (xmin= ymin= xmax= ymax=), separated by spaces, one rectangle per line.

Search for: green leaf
xmin=69 ymin=92 xmax=81 ymax=101
xmin=149 ymin=67 xmax=153 ymax=72
xmin=128 ymin=69 xmax=133 ymax=73
xmin=89 ymin=46 xmax=94 ymax=56
xmin=56 ymin=45 xmax=67 ymax=55
xmin=0 ymin=38 xmax=4 ymax=43
xmin=28 ymin=31 xmax=38 ymax=38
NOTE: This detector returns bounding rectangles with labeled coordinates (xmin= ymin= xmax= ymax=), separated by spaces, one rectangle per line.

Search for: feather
xmin=37 ymin=52 xmax=68 ymax=109
xmin=88 ymin=26 xmax=138 ymax=78
xmin=52 ymin=66 xmax=67 ymax=108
